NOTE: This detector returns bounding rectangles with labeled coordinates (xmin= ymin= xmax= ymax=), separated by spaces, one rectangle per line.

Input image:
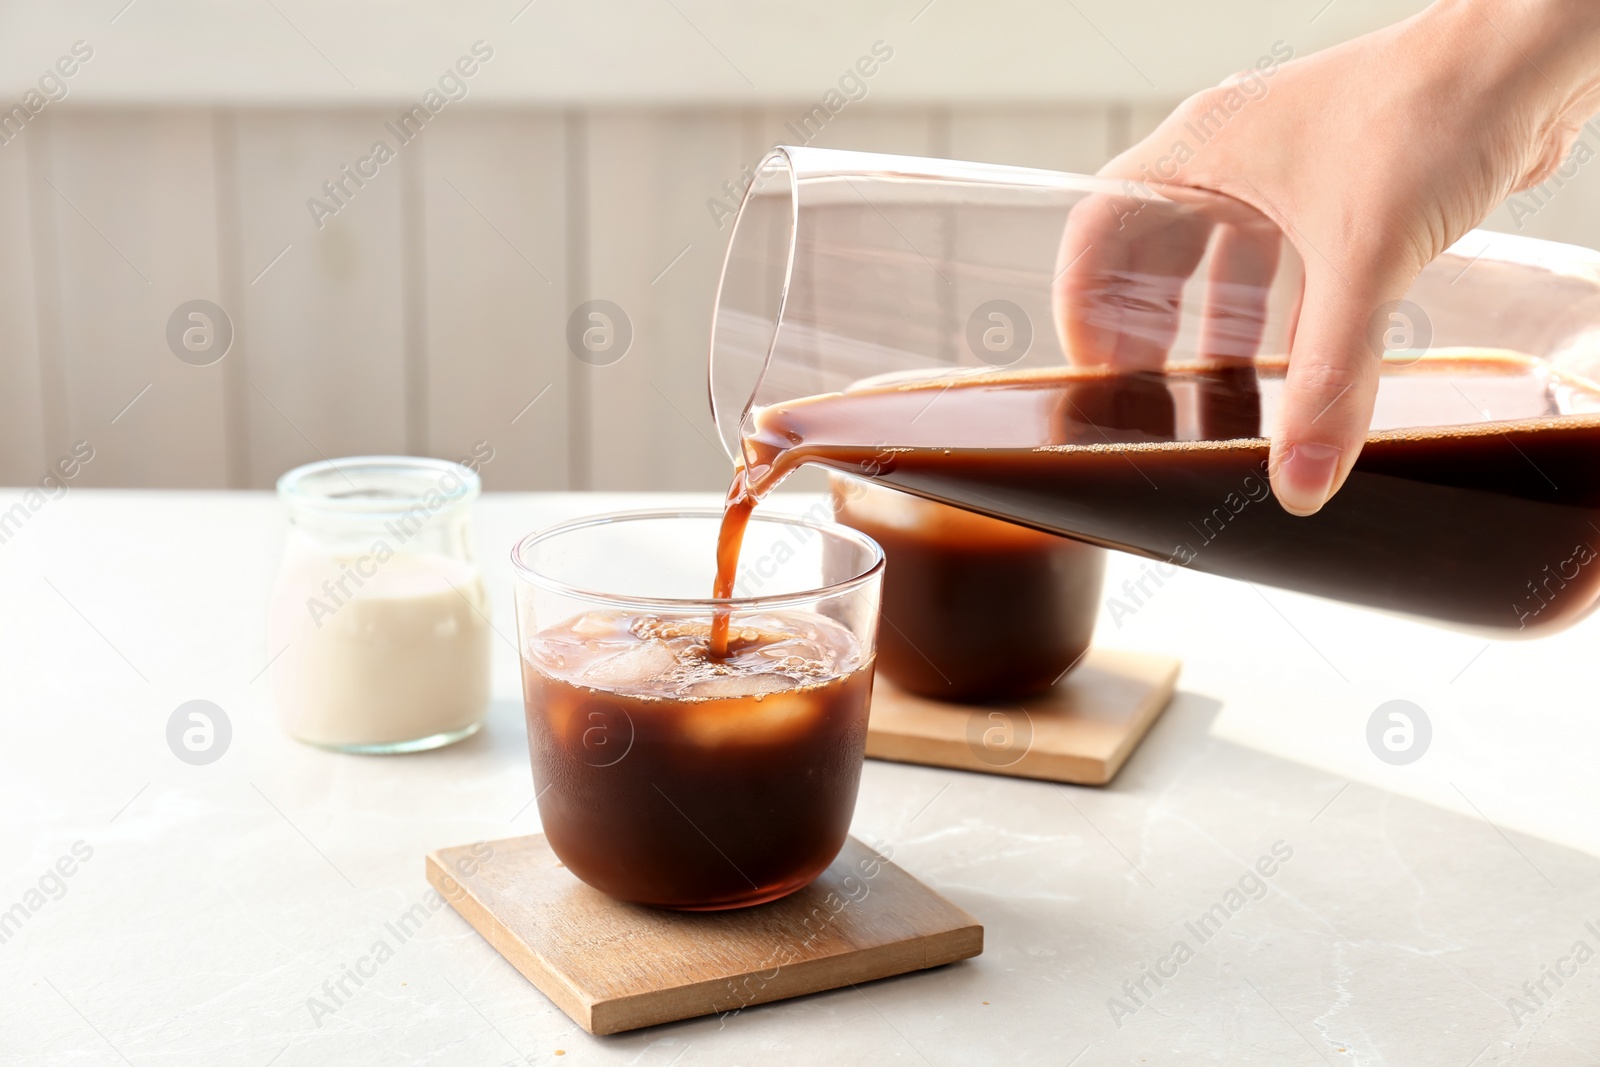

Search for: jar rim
xmin=276 ymin=456 xmax=481 ymax=519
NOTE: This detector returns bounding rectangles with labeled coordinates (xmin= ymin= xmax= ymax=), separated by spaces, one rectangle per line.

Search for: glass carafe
xmin=709 ymin=147 xmax=1600 ymax=636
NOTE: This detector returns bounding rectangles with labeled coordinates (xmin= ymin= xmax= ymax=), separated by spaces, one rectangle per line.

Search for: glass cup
xmin=511 ymin=509 xmax=884 ymax=911
xmin=830 ymin=474 xmax=1105 ymax=702
xmin=268 ymin=456 xmax=491 ymax=753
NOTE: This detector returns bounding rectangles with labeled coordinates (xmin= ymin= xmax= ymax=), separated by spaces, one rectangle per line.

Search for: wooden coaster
xmin=426 ymin=834 xmax=982 ymax=1035
xmin=865 ymin=647 xmax=1180 ymax=785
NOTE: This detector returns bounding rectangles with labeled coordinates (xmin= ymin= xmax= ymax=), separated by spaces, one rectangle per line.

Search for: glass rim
xmin=276 ymin=455 xmax=481 ymax=518
xmin=509 ymin=507 xmax=885 ymax=611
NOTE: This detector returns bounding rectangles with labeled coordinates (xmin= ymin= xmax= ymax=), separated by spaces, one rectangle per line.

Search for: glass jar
xmin=268 ymin=456 xmax=491 ymax=753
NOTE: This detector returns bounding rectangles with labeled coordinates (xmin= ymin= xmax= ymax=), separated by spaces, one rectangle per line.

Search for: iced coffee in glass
xmin=831 ymin=475 xmax=1104 ymax=702
xmin=511 ymin=509 xmax=883 ymax=911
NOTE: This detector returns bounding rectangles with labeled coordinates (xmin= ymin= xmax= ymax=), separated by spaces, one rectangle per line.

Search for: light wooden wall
xmin=3 ymin=101 xmax=1599 ymax=492
xmin=0 ymin=103 xmax=1163 ymax=492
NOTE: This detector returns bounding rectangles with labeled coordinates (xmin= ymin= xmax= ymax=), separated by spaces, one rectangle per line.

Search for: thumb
xmin=1270 ymin=259 xmax=1419 ymax=516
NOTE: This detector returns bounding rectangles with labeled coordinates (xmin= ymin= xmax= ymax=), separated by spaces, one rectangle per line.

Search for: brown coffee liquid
xmin=710 ymin=472 xmax=756 ymax=660
xmin=832 ymin=481 xmax=1105 ymax=701
xmin=717 ymin=352 xmax=1600 ymax=636
xmin=523 ymin=609 xmax=871 ymax=910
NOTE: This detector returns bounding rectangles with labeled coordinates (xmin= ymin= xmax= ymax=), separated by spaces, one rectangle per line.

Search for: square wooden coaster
xmin=425 ymin=834 xmax=982 ymax=1035
xmin=865 ymin=647 xmax=1180 ymax=785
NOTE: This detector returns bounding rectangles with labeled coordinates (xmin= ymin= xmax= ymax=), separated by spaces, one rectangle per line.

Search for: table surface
xmin=5 ymin=489 xmax=1600 ymax=1066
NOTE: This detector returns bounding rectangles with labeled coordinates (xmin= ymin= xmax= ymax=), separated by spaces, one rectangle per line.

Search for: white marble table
xmin=4 ymin=489 xmax=1599 ymax=1066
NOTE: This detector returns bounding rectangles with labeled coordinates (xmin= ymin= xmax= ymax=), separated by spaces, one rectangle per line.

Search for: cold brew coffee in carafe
xmin=721 ymin=355 xmax=1600 ymax=636
xmin=707 ymin=148 xmax=1600 ymax=638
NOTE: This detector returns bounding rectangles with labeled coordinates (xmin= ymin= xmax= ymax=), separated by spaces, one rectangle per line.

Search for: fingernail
xmin=1277 ymin=442 xmax=1342 ymax=515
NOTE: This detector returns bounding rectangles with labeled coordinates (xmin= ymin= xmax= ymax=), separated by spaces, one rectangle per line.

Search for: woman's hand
xmin=1058 ymin=0 xmax=1600 ymax=515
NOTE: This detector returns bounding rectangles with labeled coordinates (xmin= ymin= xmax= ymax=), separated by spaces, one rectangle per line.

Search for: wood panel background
xmin=2 ymin=102 xmax=1598 ymax=491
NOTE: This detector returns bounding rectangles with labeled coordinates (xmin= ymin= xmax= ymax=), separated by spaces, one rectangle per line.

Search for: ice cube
xmin=526 ymin=636 xmax=562 ymax=664
xmin=633 ymin=617 xmax=711 ymax=641
xmin=755 ymin=643 xmax=833 ymax=676
xmin=630 ymin=615 xmax=805 ymax=651
xmin=680 ymin=692 xmax=823 ymax=747
xmin=570 ymin=611 xmax=619 ymax=638
xmin=581 ymin=640 xmax=679 ymax=689
xmin=685 ymin=672 xmax=794 ymax=699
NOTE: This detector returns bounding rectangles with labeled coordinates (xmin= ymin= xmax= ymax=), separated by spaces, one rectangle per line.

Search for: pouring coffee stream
xmin=709 ymin=473 xmax=757 ymax=661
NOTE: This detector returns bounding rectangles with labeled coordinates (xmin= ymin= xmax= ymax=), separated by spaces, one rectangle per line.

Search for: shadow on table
xmin=590 ymin=688 xmax=1600 ymax=1063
